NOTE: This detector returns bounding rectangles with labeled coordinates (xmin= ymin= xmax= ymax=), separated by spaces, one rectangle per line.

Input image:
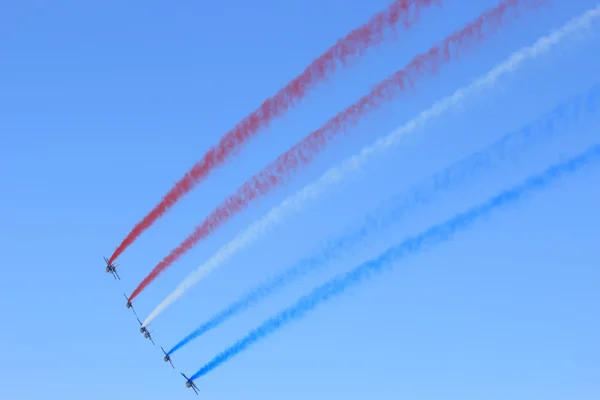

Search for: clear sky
xmin=1 ymin=1 xmax=598 ymax=399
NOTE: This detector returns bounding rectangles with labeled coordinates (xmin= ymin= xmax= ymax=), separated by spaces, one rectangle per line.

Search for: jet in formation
xmin=124 ymin=294 xmax=138 ymax=316
xmin=181 ymin=373 xmax=199 ymax=395
xmin=104 ymin=256 xmax=120 ymax=280
xmin=137 ymin=317 xmax=155 ymax=345
xmin=161 ymin=347 xmax=175 ymax=368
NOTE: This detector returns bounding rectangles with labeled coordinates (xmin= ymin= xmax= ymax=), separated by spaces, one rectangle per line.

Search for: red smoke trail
xmin=129 ymin=0 xmax=545 ymax=301
xmin=108 ymin=0 xmax=438 ymax=265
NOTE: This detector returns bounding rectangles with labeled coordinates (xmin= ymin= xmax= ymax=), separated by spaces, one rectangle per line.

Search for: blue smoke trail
xmin=190 ymin=142 xmax=600 ymax=380
xmin=169 ymin=82 xmax=600 ymax=356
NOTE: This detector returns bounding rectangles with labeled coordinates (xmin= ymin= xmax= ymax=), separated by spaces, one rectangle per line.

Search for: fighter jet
xmin=104 ymin=256 xmax=120 ymax=280
xmin=124 ymin=294 xmax=138 ymax=316
xmin=136 ymin=317 xmax=155 ymax=345
xmin=161 ymin=347 xmax=175 ymax=368
xmin=181 ymin=373 xmax=199 ymax=395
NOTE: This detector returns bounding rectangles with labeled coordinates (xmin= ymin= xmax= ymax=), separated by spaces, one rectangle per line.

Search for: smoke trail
xmin=189 ymin=142 xmax=600 ymax=380
xmin=108 ymin=0 xmax=439 ymax=264
xmin=130 ymin=0 xmax=545 ymax=302
xmin=165 ymin=82 xmax=600 ymax=353
xmin=141 ymin=0 xmax=598 ymax=325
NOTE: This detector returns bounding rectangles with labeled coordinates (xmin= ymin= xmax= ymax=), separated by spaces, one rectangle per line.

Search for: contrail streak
xmin=165 ymin=81 xmax=600 ymax=354
xmin=142 ymin=2 xmax=600 ymax=326
xmin=131 ymin=0 xmax=542 ymax=302
xmin=107 ymin=0 xmax=439 ymax=264
xmin=189 ymin=142 xmax=600 ymax=380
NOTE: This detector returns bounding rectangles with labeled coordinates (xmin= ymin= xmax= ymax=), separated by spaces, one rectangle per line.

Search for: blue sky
xmin=1 ymin=1 xmax=598 ymax=399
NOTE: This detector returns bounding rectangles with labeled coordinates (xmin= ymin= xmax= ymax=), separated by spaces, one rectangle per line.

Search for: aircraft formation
xmin=105 ymin=258 xmax=199 ymax=396
xmin=100 ymin=1 xmax=599 ymax=396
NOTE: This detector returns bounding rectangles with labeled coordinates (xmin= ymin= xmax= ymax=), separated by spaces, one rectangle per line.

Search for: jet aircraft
xmin=124 ymin=294 xmax=137 ymax=316
xmin=161 ymin=347 xmax=175 ymax=368
xmin=136 ymin=317 xmax=155 ymax=345
xmin=104 ymin=256 xmax=120 ymax=280
xmin=181 ymin=373 xmax=199 ymax=395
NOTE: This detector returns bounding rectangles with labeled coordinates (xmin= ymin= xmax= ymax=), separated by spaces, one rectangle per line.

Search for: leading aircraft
xmin=104 ymin=256 xmax=120 ymax=280
xmin=124 ymin=294 xmax=138 ymax=316
xmin=136 ymin=317 xmax=155 ymax=345
xmin=161 ymin=347 xmax=175 ymax=368
xmin=181 ymin=373 xmax=199 ymax=395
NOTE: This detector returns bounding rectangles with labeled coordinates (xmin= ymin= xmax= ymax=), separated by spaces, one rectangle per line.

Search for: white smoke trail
xmin=143 ymin=5 xmax=600 ymax=327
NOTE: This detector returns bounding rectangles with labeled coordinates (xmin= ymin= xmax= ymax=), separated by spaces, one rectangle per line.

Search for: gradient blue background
xmin=1 ymin=1 xmax=598 ymax=399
